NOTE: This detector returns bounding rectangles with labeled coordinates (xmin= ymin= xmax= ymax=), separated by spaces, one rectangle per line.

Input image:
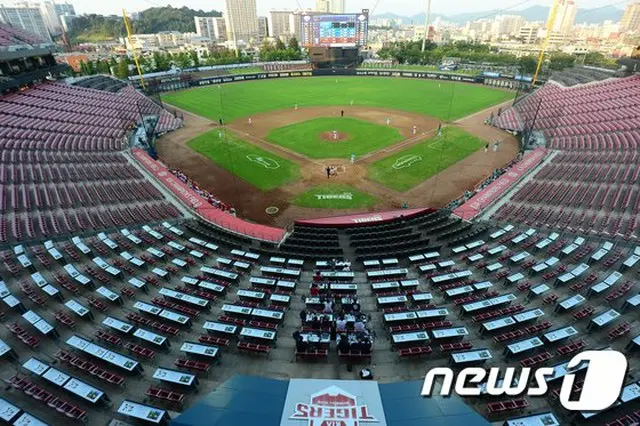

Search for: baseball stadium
xmin=0 ymin=7 xmax=639 ymax=426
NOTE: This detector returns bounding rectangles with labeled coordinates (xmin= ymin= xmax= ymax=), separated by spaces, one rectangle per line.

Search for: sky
xmin=31 ymin=0 xmax=625 ymax=17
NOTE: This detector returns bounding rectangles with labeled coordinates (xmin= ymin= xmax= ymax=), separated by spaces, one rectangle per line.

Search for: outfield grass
xmin=368 ymin=127 xmax=486 ymax=192
xmin=187 ymin=130 xmax=300 ymax=191
xmin=162 ymin=77 xmax=513 ymax=123
xmin=265 ymin=117 xmax=404 ymax=159
xmin=293 ymin=184 xmax=378 ymax=209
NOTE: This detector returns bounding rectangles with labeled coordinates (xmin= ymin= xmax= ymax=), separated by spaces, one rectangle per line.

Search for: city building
xmin=39 ymin=1 xmax=61 ymax=34
xmin=331 ymin=0 xmax=345 ymax=14
xmin=258 ymin=16 xmax=268 ymax=41
xmin=490 ymin=41 xmax=541 ymax=57
xmin=519 ymin=23 xmax=543 ymax=44
xmin=545 ymin=30 xmax=567 ymax=46
xmin=194 ymin=16 xmax=227 ymax=42
xmin=60 ymin=14 xmax=76 ymax=32
xmin=548 ymin=0 xmax=577 ymax=35
xmin=412 ymin=25 xmax=435 ymax=42
xmin=620 ymin=1 xmax=640 ymax=32
xmin=53 ymin=1 xmax=75 ymax=17
xmin=124 ymin=33 xmax=159 ymax=51
xmin=157 ymin=31 xmax=185 ymax=48
xmin=464 ymin=19 xmax=493 ymax=41
xmin=123 ymin=31 xmax=211 ymax=52
xmin=224 ymin=0 xmax=259 ymax=43
xmin=0 ymin=3 xmax=51 ymax=41
xmin=316 ymin=0 xmax=330 ymax=13
xmin=269 ymin=10 xmax=293 ymax=40
xmin=493 ymin=15 xmax=525 ymax=37
xmin=184 ymin=35 xmax=212 ymax=58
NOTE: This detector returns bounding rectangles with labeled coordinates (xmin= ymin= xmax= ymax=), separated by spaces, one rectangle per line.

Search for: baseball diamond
xmin=159 ymin=77 xmax=518 ymax=225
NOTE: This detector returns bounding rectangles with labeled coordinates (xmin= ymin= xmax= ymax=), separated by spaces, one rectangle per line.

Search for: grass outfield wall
xmin=162 ymin=77 xmax=513 ymax=123
xmin=187 ymin=130 xmax=300 ymax=191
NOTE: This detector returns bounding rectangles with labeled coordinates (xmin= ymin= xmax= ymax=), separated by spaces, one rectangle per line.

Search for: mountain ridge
xmin=372 ymin=5 xmax=624 ymax=25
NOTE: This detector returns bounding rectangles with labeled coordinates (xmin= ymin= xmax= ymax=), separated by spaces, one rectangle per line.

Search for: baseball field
xmin=158 ymin=76 xmax=519 ymax=225
xmin=162 ymin=77 xmax=513 ymax=122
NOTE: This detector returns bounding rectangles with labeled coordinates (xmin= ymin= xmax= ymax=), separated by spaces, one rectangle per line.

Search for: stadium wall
xmin=295 ymin=208 xmax=434 ymax=228
xmin=148 ymin=69 xmax=508 ymax=93
xmin=132 ymin=148 xmax=287 ymax=243
xmin=453 ymin=147 xmax=547 ymax=220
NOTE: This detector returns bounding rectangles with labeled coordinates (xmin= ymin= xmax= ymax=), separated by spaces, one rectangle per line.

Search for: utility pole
xmin=421 ymin=0 xmax=432 ymax=52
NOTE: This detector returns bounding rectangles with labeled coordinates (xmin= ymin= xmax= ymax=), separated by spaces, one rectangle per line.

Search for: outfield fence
xmin=145 ymin=69 xmax=532 ymax=95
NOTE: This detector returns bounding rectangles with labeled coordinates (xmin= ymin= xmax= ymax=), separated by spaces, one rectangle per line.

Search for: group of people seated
xmin=315 ymin=259 xmax=352 ymax=276
xmin=166 ymin=166 xmax=236 ymax=215
xmin=294 ymin=314 xmax=373 ymax=355
xmin=297 ymin=278 xmax=372 ymax=355
xmin=337 ymin=330 xmax=373 ymax=355
xmin=293 ymin=330 xmax=328 ymax=353
xmin=306 ymin=290 xmax=361 ymax=315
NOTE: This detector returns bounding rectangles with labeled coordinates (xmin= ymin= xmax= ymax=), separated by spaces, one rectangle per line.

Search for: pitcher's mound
xmin=321 ymin=131 xmax=348 ymax=142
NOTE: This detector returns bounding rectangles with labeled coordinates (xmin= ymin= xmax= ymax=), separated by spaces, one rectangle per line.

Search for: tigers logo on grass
xmin=392 ymin=155 xmax=422 ymax=170
xmin=246 ymin=154 xmax=281 ymax=169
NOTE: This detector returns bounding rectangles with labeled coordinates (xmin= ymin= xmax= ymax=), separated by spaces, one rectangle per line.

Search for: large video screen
xmin=301 ymin=13 xmax=368 ymax=48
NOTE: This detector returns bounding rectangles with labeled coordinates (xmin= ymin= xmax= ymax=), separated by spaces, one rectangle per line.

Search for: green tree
xmin=68 ymin=6 xmax=222 ymax=43
xmin=85 ymin=61 xmax=96 ymax=75
xmin=275 ymin=38 xmax=286 ymax=51
xmin=582 ymin=52 xmax=618 ymax=69
xmin=174 ymin=52 xmax=192 ymax=69
xmin=287 ymin=36 xmax=300 ymax=52
xmin=114 ymin=57 xmax=130 ymax=79
xmin=549 ymin=53 xmax=576 ymax=70
xmin=259 ymin=39 xmax=274 ymax=61
xmin=96 ymin=59 xmax=111 ymax=74
xmin=79 ymin=60 xmax=89 ymax=75
xmin=133 ymin=6 xmax=221 ymax=34
xmin=517 ymin=56 xmax=538 ymax=74
xmin=152 ymin=52 xmax=171 ymax=71
xmin=188 ymin=50 xmax=200 ymax=68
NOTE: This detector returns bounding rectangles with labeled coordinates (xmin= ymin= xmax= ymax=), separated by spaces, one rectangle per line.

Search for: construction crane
xmin=533 ymin=0 xmax=561 ymax=85
xmin=421 ymin=0 xmax=432 ymax=52
xmin=122 ymin=9 xmax=146 ymax=90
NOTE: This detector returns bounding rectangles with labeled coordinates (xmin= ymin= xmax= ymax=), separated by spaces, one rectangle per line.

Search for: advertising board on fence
xmin=132 ymin=149 xmax=204 ymax=209
xmin=186 ymin=70 xmax=483 ymax=90
xmin=453 ymin=148 xmax=547 ymax=220
xmin=132 ymin=149 xmax=286 ymax=242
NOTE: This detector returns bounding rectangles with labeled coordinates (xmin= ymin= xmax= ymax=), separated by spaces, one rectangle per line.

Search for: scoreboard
xmin=301 ymin=11 xmax=368 ymax=48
